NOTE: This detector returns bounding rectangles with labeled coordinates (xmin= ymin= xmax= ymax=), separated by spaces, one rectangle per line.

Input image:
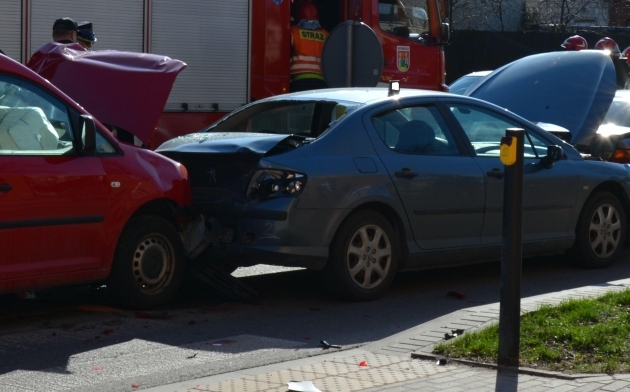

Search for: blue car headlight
xmin=247 ymin=169 xmax=307 ymax=198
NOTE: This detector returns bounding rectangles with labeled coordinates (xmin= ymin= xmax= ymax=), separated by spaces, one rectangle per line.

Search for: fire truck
xmin=0 ymin=0 xmax=451 ymax=148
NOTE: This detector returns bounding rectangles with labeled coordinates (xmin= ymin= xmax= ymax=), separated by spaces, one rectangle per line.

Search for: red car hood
xmin=28 ymin=43 xmax=186 ymax=145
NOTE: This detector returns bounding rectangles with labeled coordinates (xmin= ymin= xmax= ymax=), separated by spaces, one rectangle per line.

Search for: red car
xmin=0 ymin=49 xmax=197 ymax=309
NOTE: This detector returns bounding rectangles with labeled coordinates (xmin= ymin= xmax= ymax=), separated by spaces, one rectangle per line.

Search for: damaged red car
xmin=0 ymin=48 xmax=202 ymax=308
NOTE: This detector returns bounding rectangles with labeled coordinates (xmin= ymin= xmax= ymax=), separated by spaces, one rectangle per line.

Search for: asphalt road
xmin=1 ymin=250 xmax=629 ymax=392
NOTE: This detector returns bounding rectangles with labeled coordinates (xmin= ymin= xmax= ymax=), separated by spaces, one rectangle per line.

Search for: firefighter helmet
xmin=298 ymin=1 xmax=319 ymax=21
xmin=594 ymin=37 xmax=621 ymax=54
xmin=560 ymin=35 xmax=587 ymax=51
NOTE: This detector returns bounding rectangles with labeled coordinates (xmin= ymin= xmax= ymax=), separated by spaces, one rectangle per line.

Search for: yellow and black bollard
xmin=497 ymin=128 xmax=524 ymax=367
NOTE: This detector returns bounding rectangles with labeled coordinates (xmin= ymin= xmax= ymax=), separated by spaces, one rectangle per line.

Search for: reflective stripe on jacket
xmin=290 ymin=25 xmax=328 ymax=76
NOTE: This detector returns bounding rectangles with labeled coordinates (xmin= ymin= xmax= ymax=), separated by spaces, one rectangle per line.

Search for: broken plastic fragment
xmin=213 ymin=339 xmax=236 ymax=344
xmin=287 ymin=380 xmax=322 ymax=392
xmin=446 ymin=291 xmax=465 ymax=299
xmin=359 ymin=361 xmax=368 ymax=367
xmin=17 ymin=291 xmax=36 ymax=300
xmin=320 ymin=340 xmax=341 ymax=349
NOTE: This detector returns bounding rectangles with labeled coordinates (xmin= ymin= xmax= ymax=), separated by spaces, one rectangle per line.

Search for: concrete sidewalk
xmin=144 ymin=278 xmax=630 ymax=392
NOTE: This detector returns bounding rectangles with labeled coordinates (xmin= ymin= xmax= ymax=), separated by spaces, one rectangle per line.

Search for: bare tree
xmin=485 ymin=0 xmax=524 ymax=31
xmin=453 ymin=0 xmax=525 ymax=31
xmin=524 ymin=0 xmax=608 ymax=30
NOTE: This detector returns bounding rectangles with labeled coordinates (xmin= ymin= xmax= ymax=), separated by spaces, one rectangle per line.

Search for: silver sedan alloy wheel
xmin=588 ymin=202 xmax=622 ymax=259
xmin=346 ymin=224 xmax=392 ymax=289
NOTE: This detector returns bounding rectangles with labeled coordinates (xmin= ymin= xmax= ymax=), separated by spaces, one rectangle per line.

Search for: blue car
xmin=158 ymin=50 xmax=630 ymax=301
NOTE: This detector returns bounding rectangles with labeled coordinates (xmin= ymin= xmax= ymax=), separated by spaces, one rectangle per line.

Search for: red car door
xmin=0 ymin=75 xmax=110 ymax=281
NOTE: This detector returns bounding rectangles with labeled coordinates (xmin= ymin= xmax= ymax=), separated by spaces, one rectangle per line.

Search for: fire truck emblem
xmin=397 ymin=46 xmax=410 ymax=72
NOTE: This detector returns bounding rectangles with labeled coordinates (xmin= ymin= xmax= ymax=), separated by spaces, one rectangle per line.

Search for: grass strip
xmin=433 ymin=288 xmax=630 ymax=373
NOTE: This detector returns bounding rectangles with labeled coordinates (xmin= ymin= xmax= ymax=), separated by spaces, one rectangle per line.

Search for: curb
xmin=410 ymin=352 xmax=603 ymax=380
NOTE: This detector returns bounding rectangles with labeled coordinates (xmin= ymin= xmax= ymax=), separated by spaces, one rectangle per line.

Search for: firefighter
xmin=595 ymin=37 xmax=627 ymax=88
xmin=594 ymin=37 xmax=621 ymax=55
xmin=560 ymin=35 xmax=587 ymax=51
xmin=77 ymin=21 xmax=97 ymax=50
xmin=290 ymin=1 xmax=329 ymax=92
xmin=27 ymin=18 xmax=85 ymax=70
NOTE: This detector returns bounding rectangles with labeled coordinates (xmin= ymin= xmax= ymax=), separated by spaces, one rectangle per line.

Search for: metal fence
xmin=444 ymin=30 xmax=630 ymax=84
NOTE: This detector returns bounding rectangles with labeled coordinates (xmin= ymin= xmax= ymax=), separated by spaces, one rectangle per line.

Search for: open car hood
xmin=27 ymin=43 xmax=186 ymax=146
xmin=465 ymin=50 xmax=616 ymax=145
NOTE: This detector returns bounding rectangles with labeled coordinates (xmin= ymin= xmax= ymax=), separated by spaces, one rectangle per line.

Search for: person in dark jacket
xmin=52 ymin=18 xmax=79 ymax=44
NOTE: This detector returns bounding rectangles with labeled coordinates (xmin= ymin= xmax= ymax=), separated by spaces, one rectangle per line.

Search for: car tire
xmin=108 ymin=215 xmax=185 ymax=309
xmin=323 ymin=211 xmax=399 ymax=301
xmin=572 ymin=191 xmax=626 ymax=268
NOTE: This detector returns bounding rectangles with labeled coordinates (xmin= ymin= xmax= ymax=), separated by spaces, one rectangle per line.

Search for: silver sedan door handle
xmin=395 ymin=168 xmax=419 ymax=179
xmin=486 ymin=168 xmax=504 ymax=179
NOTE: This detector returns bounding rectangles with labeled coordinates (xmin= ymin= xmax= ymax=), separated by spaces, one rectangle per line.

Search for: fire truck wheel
xmin=108 ymin=215 xmax=185 ymax=309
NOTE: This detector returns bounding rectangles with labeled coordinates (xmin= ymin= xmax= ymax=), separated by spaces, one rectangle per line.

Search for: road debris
xmin=446 ymin=291 xmax=466 ymax=299
xmin=444 ymin=328 xmax=465 ymax=340
xmin=287 ymin=380 xmax=322 ymax=392
xmin=359 ymin=361 xmax=368 ymax=367
xmin=320 ymin=340 xmax=341 ymax=349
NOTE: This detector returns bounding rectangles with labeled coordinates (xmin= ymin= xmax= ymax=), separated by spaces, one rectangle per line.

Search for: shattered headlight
xmin=246 ymin=169 xmax=307 ymax=198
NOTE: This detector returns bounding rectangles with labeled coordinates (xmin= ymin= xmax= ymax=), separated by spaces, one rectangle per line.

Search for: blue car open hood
xmin=465 ymin=50 xmax=616 ymax=145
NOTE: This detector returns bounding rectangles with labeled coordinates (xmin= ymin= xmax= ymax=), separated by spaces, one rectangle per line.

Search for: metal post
xmin=497 ymin=128 xmax=524 ymax=367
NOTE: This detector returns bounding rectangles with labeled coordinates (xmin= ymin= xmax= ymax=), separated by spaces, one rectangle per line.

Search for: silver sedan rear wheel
xmin=346 ymin=224 xmax=392 ymax=289
xmin=323 ymin=210 xmax=400 ymax=301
